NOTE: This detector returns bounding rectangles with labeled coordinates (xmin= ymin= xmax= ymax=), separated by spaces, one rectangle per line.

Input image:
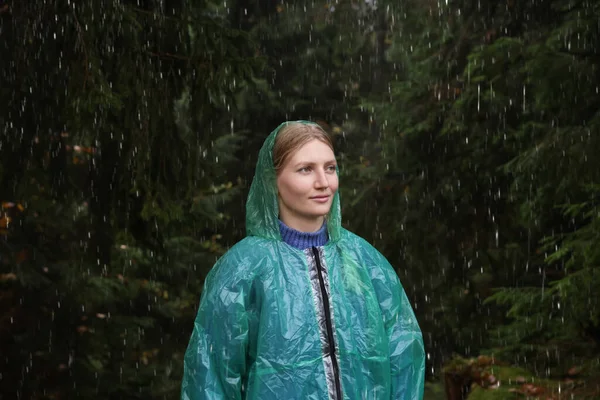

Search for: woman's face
xmin=276 ymin=139 xmax=339 ymax=232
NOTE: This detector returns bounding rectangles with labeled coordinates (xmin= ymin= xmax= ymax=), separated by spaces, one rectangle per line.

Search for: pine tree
xmin=343 ymin=0 xmax=600 ymax=380
xmin=0 ymin=0 xmax=259 ymax=397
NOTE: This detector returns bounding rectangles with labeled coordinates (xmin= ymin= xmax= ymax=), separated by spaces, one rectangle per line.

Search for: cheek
xmin=329 ymin=174 xmax=340 ymax=192
xmin=278 ymin=175 xmax=309 ymax=198
xmin=292 ymin=179 xmax=313 ymax=196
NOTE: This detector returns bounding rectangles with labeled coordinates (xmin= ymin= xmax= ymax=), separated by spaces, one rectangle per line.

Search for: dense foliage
xmin=0 ymin=0 xmax=257 ymax=397
xmin=1 ymin=0 xmax=599 ymax=398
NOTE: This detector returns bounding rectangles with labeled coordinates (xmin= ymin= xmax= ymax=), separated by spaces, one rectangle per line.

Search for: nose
xmin=314 ymin=168 xmax=330 ymax=189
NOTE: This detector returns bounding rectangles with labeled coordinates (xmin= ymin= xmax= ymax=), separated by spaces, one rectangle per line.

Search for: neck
xmin=278 ymin=219 xmax=328 ymax=250
xmin=279 ymin=214 xmax=325 ymax=233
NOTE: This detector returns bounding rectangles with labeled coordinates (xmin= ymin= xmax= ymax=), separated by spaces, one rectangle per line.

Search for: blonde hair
xmin=273 ymin=122 xmax=334 ymax=173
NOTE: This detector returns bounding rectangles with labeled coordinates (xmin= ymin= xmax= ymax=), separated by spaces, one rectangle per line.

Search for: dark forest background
xmin=1 ymin=0 xmax=600 ymax=398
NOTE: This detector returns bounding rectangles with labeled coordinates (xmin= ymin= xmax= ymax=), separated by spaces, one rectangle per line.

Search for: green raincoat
xmin=182 ymin=122 xmax=425 ymax=400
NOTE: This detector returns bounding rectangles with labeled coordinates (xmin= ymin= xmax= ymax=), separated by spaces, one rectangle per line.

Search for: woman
xmin=181 ymin=121 xmax=425 ymax=400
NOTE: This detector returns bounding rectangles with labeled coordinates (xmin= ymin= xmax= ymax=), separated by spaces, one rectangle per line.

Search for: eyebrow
xmin=293 ymin=160 xmax=337 ymax=168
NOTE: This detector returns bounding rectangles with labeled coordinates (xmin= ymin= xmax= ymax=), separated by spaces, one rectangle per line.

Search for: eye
xmin=326 ymin=165 xmax=337 ymax=172
xmin=298 ymin=167 xmax=311 ymax=173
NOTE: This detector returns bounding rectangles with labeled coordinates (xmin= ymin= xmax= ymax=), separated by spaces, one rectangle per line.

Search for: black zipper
xmin=311 ymin=246 xmax=342 ymax=400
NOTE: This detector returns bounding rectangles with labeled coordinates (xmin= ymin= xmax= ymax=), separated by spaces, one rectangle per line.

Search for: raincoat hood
xmin=245 ymin=121 xmax=342 ymax=241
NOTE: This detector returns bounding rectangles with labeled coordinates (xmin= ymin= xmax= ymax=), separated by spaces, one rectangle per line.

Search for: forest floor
xmin=430 ymin=356 xmax=600 ymax=399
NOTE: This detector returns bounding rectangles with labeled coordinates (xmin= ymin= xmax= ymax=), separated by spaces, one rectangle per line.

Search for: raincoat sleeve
xmin=369 ymin=249 xmax=425 ymax=400
xmin=181 ymin=255 xmax=251 ymax=400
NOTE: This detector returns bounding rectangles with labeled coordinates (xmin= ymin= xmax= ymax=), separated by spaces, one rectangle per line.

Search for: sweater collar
xmin=278 ymin=219 xmax=328 ymax=250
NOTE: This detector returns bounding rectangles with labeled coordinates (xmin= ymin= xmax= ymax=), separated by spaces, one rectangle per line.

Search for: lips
xmin=310 ymin=195 xmax=331 ymax=203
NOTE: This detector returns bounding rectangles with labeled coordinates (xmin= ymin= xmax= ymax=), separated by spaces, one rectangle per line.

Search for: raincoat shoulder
xmin=338 ymin=228 xmax=405 ymax=290
xmin=337 ymin=228 xmax=426 ymax=400
xmin=204 ymin=236 xmax=272 ymax=286
xmin=181 ymin=236 xmax=271 ymax=400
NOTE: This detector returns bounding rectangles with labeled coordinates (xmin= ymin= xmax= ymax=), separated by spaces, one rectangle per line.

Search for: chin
xmin=307 ymin=206 xmax=331 ymax=217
